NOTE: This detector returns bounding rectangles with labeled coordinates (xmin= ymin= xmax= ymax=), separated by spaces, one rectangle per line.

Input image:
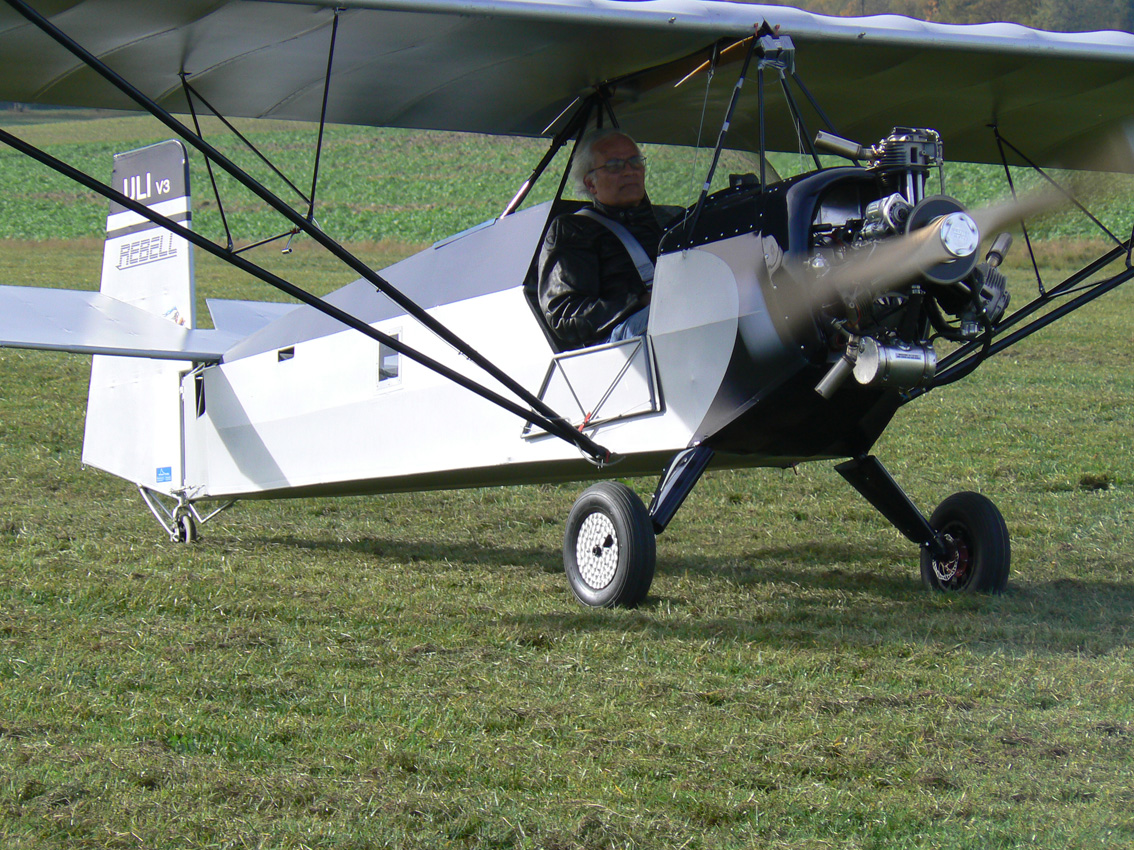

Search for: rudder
xmin=82 ymin=141 xmax=196 ymax=493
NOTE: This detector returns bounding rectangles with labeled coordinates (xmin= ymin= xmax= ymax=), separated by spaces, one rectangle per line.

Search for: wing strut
xmin=0 ymin=126 xmax=612 ymax=460
xmin=994 ymin=126 xmax=1128 ymax=301
xmin=181 ymin=74 xmax=311 ymax=255
xmin=2 ymin=0 xmax=612 ymax=463
xmin=180 ymin=77 xmax=313 ymax=209
xmin=916 ymin=243 xmax=1134 ymax=393
xmin=306 ymin=5 xmax=341 ymax=224
xmin=182 ymin=74 xmax=235 ymax=252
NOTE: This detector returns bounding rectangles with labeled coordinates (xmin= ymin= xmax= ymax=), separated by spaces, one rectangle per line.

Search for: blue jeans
xmin=609 ymin=306 xmax=649 ymax=343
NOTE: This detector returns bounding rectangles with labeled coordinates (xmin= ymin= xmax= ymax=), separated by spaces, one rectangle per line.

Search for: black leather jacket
xmin=537 ymin=199 xmax=682 ymax=350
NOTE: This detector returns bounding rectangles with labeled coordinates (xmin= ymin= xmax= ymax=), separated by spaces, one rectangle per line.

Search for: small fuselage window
xmin=378 ymin=335 xmax=400 ymax=384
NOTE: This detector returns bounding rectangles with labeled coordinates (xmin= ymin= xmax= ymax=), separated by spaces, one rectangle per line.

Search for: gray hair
xmin=569 ymin=128 xmax=639 ymax=197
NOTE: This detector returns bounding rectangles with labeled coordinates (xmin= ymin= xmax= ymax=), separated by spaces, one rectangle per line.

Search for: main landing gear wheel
xmin=564 ymin=481 xmax=656 ymax=608
xmin=921 ymin=491 xmax=1010 ymax=593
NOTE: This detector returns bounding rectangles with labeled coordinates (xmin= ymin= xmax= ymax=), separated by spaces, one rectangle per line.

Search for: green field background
xmin=3 ymin=111 xmax=1133 ymax=247
xmin=0 ymin=112 xmax=1132 ymax=849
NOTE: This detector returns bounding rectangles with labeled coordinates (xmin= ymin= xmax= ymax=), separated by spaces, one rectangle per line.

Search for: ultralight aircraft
xmin=1 ymin=0 xmax=1133 ymax=607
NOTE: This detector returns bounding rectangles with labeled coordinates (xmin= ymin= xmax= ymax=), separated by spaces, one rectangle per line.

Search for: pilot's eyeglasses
xmin=588 ymin=155 xmax=647 ymax=176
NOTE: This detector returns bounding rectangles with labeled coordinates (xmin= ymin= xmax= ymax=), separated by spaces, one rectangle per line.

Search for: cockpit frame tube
xmin=682 ymin=32 xmax=758 ymax=245
xmin=907 ymin=126 xmax=1134 ymax=398
xmin=501 ymin=94 xmax=597 ymax=217
xmin=0 ymin=124 xmax=613 ymax=456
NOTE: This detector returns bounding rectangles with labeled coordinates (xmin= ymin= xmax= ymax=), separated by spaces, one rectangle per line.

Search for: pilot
xmin=537 ymin=129 xmax=682 ymax=350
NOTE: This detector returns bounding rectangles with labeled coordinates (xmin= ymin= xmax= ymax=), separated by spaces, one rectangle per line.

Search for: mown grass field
xmin=1 ymin=113 xmax=1133 ymax=849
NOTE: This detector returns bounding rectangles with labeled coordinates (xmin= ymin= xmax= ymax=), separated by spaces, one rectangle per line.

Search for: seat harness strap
xmin=575 ymin=208 xmax=655 ymax=283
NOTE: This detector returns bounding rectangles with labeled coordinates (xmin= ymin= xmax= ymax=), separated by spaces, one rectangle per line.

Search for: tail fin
xmin=82 ymin=141 xmax=196 ymax=493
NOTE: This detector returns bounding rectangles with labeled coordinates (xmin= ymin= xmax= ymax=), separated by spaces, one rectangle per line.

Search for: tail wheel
xmin=921 ymin=491 xmax=1009 ymax=593
xmin=564 ymin=481 xmax=656 ymax=608
xmin=172 ymin=512 xmax=198 ymax=544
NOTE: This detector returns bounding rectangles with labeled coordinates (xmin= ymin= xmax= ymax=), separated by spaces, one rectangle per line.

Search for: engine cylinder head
xmin=872 ymin=127 xmax=943 ymax=173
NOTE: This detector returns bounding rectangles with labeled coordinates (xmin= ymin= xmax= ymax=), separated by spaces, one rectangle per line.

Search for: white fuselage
xmin=179 ymin=202 xmax=771 ymax=501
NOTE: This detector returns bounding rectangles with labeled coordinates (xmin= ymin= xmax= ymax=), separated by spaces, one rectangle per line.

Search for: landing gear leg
xmin=647 ymin=445 xmax=714 ymax=534
xmin=835 ymin=455 xmax=1010 ymax=593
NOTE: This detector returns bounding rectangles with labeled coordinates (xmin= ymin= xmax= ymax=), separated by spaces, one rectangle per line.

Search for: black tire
xmin=173 ymin=513 xmax=198 ymax=544
xmin=564 ymin=481 xmax=656 ymax=608
xmin=920 ymin=491 xmax=1009 ymax=593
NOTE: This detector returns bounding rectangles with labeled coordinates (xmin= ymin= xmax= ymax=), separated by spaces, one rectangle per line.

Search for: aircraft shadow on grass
xmin=241 ymin=531 xmax=1134 ymax=655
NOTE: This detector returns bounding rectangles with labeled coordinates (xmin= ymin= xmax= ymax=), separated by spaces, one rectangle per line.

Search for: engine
xmin=808 ymin=127 xmax=1013 ymax=399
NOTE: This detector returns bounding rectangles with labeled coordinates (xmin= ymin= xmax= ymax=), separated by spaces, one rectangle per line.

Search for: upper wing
xmin=1 ymin=0 xmax=1132 ymax=168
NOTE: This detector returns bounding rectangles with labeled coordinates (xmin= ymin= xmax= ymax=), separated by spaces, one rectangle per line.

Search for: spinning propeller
xmin=796 ymin=127 xmax=1102 ymax=400
xmin=807 ymin=121 xmax=1134 ymax=301
xmin=812 ymin=185 xmax=1062 ymax=300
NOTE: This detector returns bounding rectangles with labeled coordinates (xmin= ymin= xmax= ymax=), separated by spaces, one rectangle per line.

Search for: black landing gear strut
xmin=561 ymin=449 xmax=1009 ymax=608
xmin=835 ymin=455 xmax=1010 ymax=593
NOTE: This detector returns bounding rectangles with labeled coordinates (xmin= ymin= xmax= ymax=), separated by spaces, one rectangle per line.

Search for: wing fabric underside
xmin=0 ymin=1 xmax=1132 ymax=168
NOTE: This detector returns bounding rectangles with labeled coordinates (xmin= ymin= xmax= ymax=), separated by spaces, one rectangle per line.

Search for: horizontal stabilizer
xmin=0 ymin=285 xmax=241 ymax=362
xmin=206 ymin=298 xmax=297 ymax=337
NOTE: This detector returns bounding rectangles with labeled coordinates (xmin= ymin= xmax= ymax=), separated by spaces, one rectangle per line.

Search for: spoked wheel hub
xmin=920 ymin=491 xmax=1010 ymax=594
xmin=576 ymin=513 xmax=618 ymax=590
xmin=929 ymin=529 xmax=971 ymax=588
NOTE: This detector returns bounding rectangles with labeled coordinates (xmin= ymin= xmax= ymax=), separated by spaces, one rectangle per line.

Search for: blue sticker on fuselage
xmin=156 ymin=467 xmax=172 ymax=483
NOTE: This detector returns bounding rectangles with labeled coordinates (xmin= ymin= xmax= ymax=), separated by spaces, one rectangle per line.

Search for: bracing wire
xmin=688 ymin=43 xmax=719 ymax=203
